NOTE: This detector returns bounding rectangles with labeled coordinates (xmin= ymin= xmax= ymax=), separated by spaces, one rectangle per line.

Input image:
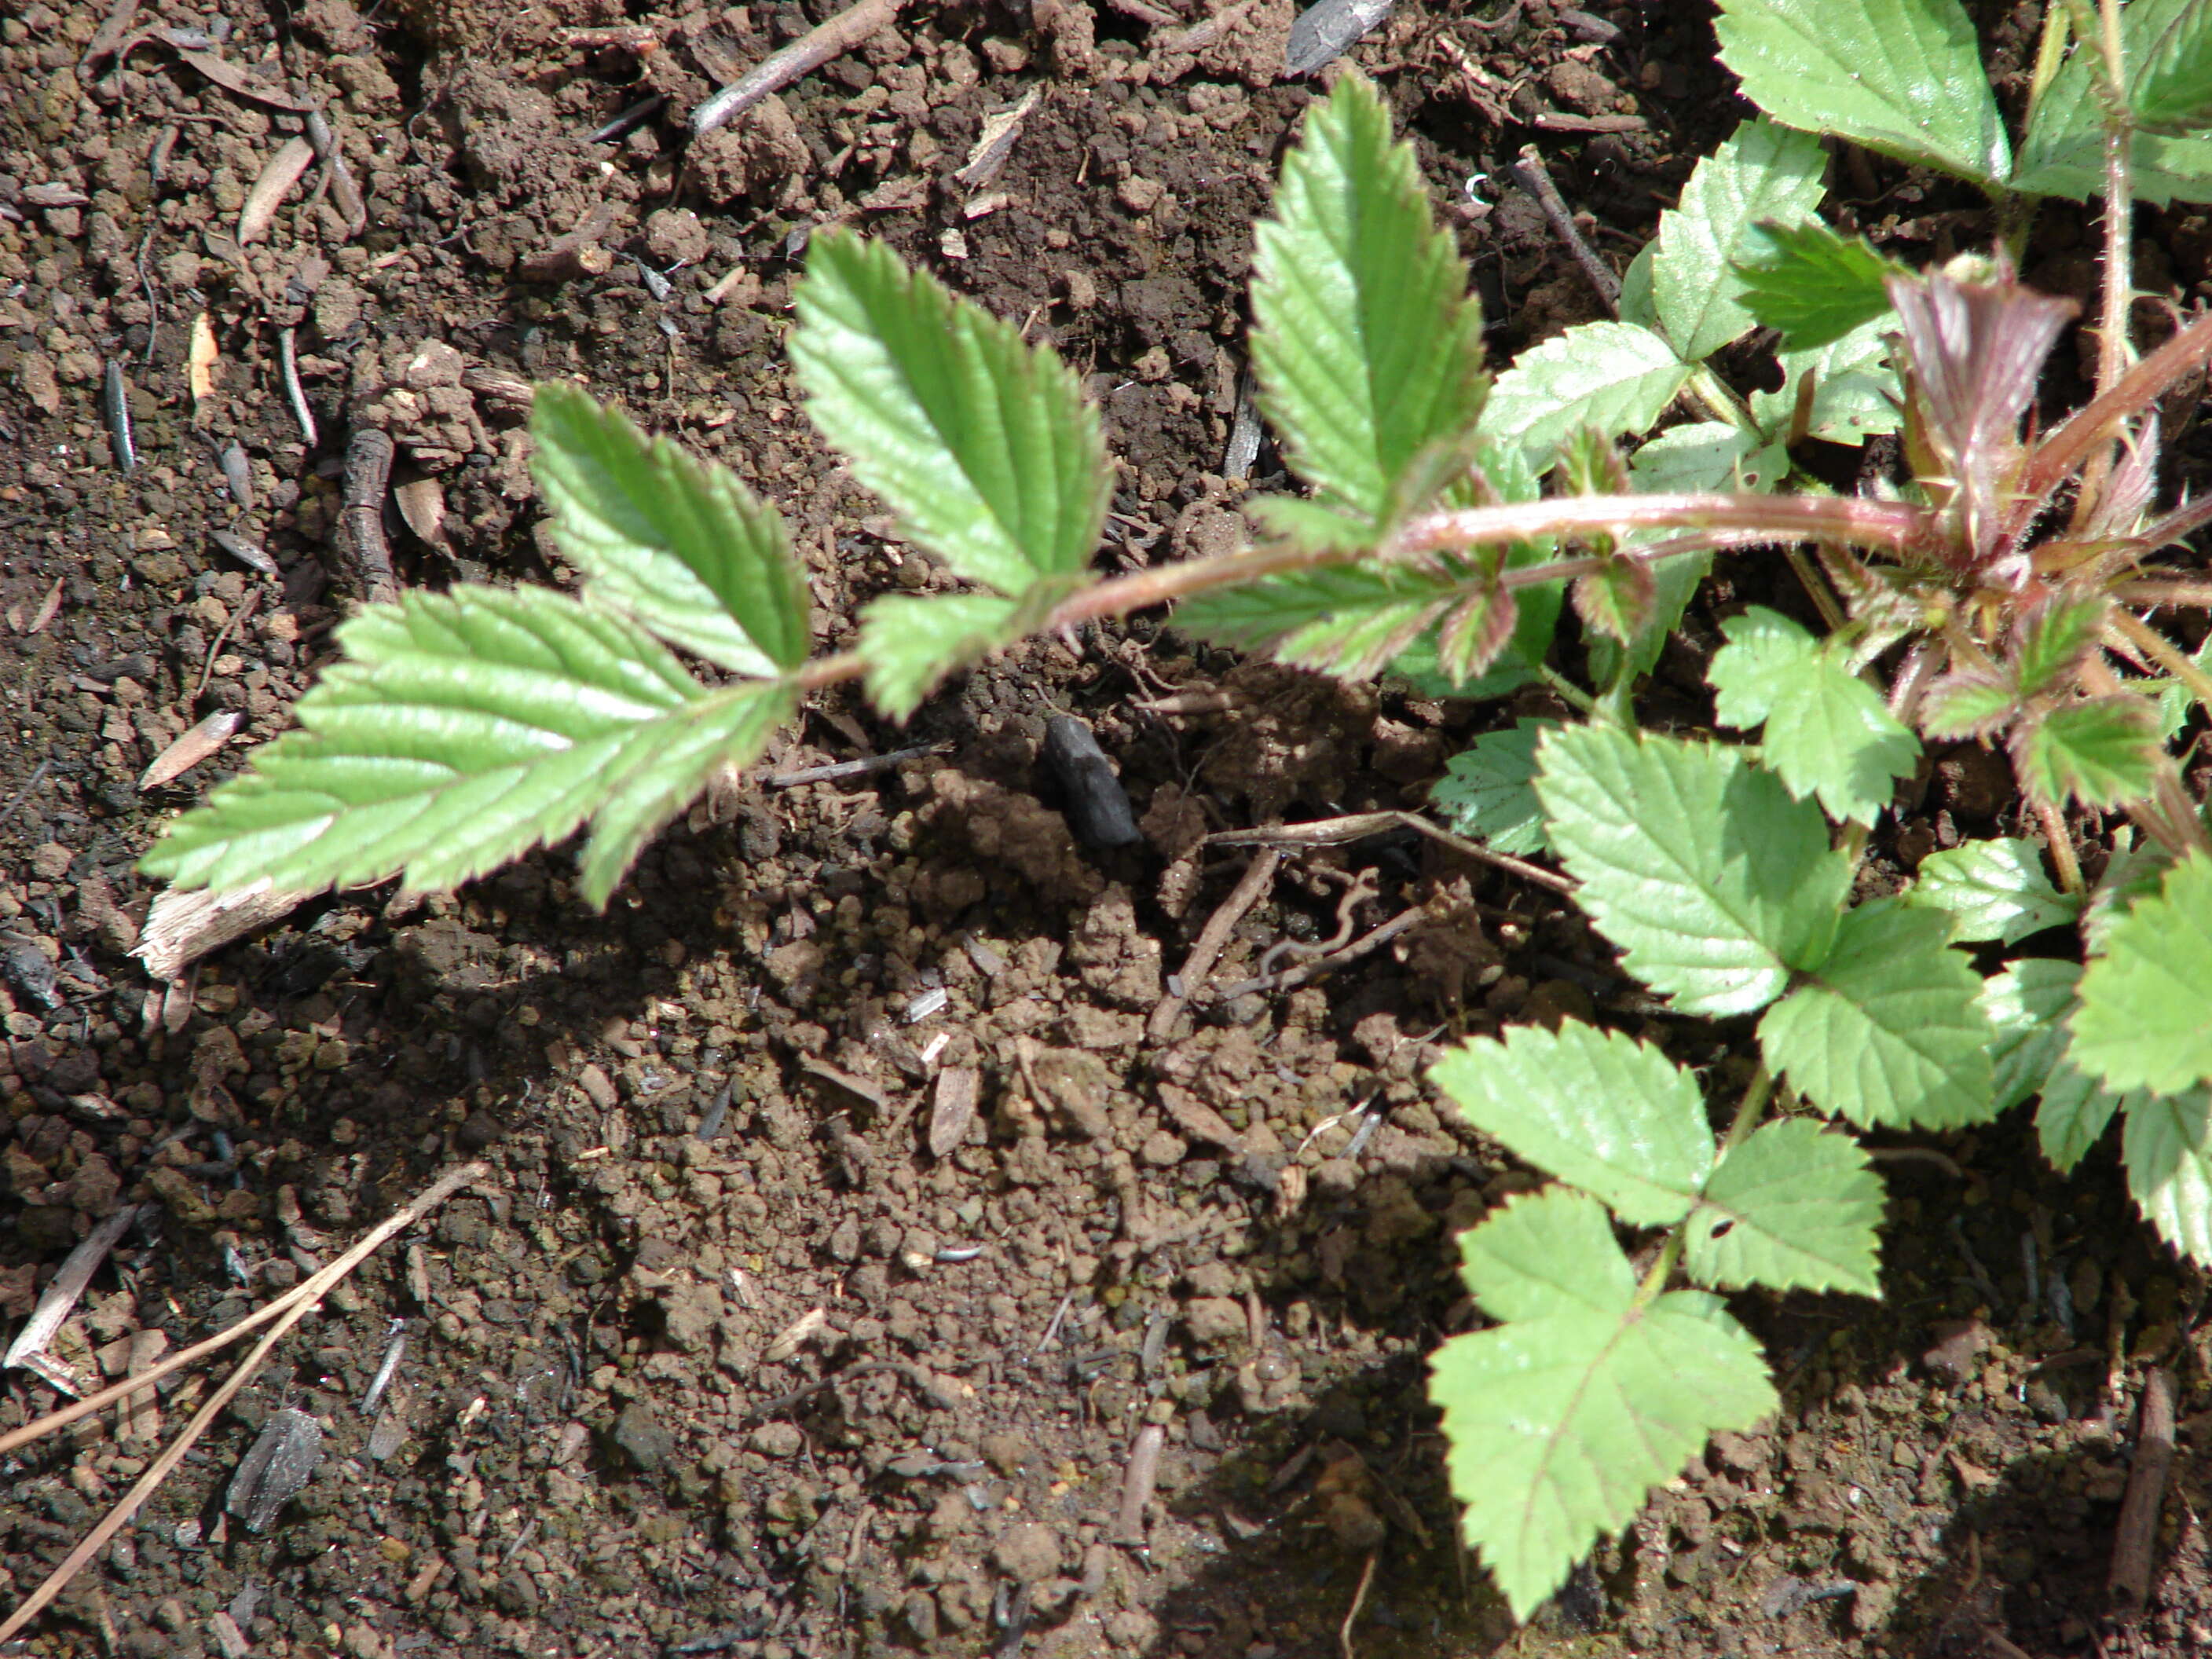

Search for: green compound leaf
xmin=2039 ymin=1065 xmax=2131 ymax=1174
xmin=1176 ymin=563 xmax=1474 ymax=681
xmin=140 ymin=586 xmax=782 ymax=907
xmin=1653 ymin=119 xmax=1829 ymax=361
xmin=1685 ymin=1116 xmax=1884 ymax=1295
xmin=791 ymin=229 xmax=1111 ymax=596
xmin=1430 ymin=1025 xmax=1716 ymax=1227
xmin=2123 ymin=1089 xmax=2212 ymax=1265
xmin=2014 ymin=696 xmax=2162 ymax=808
xmin=1432 ymin=720 xmax=1557 ymax=855
xmin=1735 ymin=220 xmax=1904 ymax=350
xmin=1921 ymin=672 xmax=2016 ymax=741
xmin=1708 ymin=606 xmax=1919 ymax=826
xmin=1535 ymin=726 xmax=1850 ymax=1016
xmin=2072 ymin=852 xmax=2212 ymax=1094
xmin=1906 ymin=837 xmax=2082 ymax=943
xmin=1478 ymin=321 xmax=1693 ymax=466
xmin=1250 ymin=70 xmax=1487 ymax=523
xmin=1630 ymin=423 xmax=1760 ymax=493
xmin=1434 ymin=1190 xmax=1778 ymax=1621
xmin=1714 ymin=0 xmax=2011 ymax=192
xmin=1758 ymin=899 xmax=1997 ymax=1129
xmin=2012 ymin=595 xmax=2110 ymax=698
xmin=856 ymin=592 xmax=1026 ymax=722
xmin=2016 ymin=0 xmax=2212 ymax=204
xmin=529 ymin=383 xmax=811 ymax=676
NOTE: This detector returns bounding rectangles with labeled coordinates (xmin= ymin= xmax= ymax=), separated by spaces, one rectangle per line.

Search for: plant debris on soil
xmin=5 ymin=1 xmax=2212 ymax=1656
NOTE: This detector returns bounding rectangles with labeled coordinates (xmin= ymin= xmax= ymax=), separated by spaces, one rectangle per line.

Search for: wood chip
xmin=238 ymin=136 xmax=315 ymax=245
xmin=957 ymin=87 xmax=1039 ymax=189
xmin=138 ymin=711 xmax=242 ymax=790
xmin=174 ymin=47 xmax=317 ymax=111
xmin=928 ymin=1068 xmax=980 ymax=1158
xmin=393 ymin=474 xmax=452 ymax=552
xmin=133 ymin=884 xmax=312 ymax=983
xmin=763 ymin=1306 xmax=829 ymax=1364
xmin=186 ymin=311 xmax=218 ymax=404
xmin=2 ymin=1207 xmax=141 ymax=1392
xmin=26 ymin=577 xmax=64 ymax=635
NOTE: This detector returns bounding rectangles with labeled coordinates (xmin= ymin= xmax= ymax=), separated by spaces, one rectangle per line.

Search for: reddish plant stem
xmin=2020 ymin=310 xmax=2212 ymax=509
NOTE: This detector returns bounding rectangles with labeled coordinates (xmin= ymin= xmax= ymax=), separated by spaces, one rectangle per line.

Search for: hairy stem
xmin=2021 ymin=313 xmax=2212 ymax=509
xmin=2107 ymin=609 xmax=2212 ymax=718
xmin=2035 ymin=796 xmax=2085 ymax=894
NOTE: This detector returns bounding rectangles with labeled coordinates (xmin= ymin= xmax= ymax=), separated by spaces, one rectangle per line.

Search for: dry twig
xmin=691 ymin=0 xmax=906 ymax=135
xmin=2108 ymin=1366 xmax=2176 ymax=1618
xmin=1148 ymin=848 xmax=1282 ymax=1041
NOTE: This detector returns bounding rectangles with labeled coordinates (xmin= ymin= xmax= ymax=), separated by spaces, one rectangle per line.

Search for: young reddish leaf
xmin=1435 ymin=583 xmax=1522 ymax=684
xmin=2012 ymin=698 xmax=2161 ymax=808
xmin=1572 ymin=555 xmax=1657 ymax=646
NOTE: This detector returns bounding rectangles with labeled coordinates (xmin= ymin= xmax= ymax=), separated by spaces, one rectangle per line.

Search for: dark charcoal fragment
xmin=1042 ymin=716 xmax=1141 ymax=849
xmin=225 ymin=1407 xmax=326 ymax=1533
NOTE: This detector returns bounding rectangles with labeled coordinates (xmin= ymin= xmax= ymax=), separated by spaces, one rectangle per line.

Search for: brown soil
xmin=4 ymin=3 xmax=2212 ymax=1658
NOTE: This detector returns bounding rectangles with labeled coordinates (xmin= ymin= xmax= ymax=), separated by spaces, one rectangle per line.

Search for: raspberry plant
xmin=143 ymin=0 xmax=2212 ymax=1625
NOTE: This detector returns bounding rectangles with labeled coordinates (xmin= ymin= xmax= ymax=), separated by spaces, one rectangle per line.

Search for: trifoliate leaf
xmin=1534 ymin=726 xmax=1850 ymax=1016
xmin=1434 ymin=1191 xmax=1777 ymax=1620
xmin=1906 ymin=838 xmax=2081 ymax=943
xmin=1714 ymin=0 xmax=2011 ymax=192
xmin=2123 ymin=1089 xmax=2212 ymax=1265
xmin=1653 ymin=119 xmax=1829 ymax=361
xmin=1430 ymin=1025 xmax=1716 ymax=1226
xmin=1176 ymin=564 xmax=1468 ymax=681
xmin=2013 ymin=697 xmax=2161 ymax=808
xmin=791 ymin=230 xmax=1110 ymax=596
xmin=2015 ymin=0 xmax=2212 ymax=204
xmin=1734 ymin=220 xmax=1904 ymax=350
xmin=2071 ymin=852 xmax=2212 ymax=1093
xmin=1250 ymin=71 xmax=1487 ymax=522
xmin=1685 ymin=1117 xmax=1883 ymax=1295
xmin=1478 ymin=322 xmax=1692 ymax=465
xmin=529 ymin=383 xmax=811 ymax=676
xmin=1708 ymin=606 xmax=1919 ymax=825
xmin=1757 ymin=899 xmax=1997 ymax=1128
xmin=856 ymin=593 xmax=1026 ymax=721
xmin=140 ymin=586 xmax=782 ymax=906
xmin=1431 ymin=720 xmax=1557 ymax=854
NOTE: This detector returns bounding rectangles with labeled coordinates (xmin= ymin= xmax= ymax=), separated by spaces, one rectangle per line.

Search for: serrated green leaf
xmin=1573 ymin=553 xmax=1658 ymax=646
xmin=1432 ymin=720 xmax=1557 ymax=854
xmin=2153 ymin=632 xmax=2212 ymax=738
xmin=1452 ymin=1186 xmax=1635 ymax=1324
xmin=576 ymin=681 xmax=794 ymax=906
xmin=1431 ymin=1026 xmax=1716 ymax=1226
xmin=790 ymin=230 xmax=1110 ymax=596
xmin=2038 ymin=1064 xmax=2131 ymax=1173
xmin=1654 ymin=120 xmax=1829 ymax=361
xmin=856 ymin=592 xmax=1025 ymax=722
xmin=140 ymin=586 xmax=778 ymax=904
xmin=1714 ymin=0 xmax=2010 ymax=191
xmin=1618 ymin=242 xmax=1659 ymax=331
xmin=1758 ymin=899 xmax=1997 ymax=1128
xmin=1908 ymin=838 xmax=2081 ymax=943
xmin=1629 ymin=423 xmax=1759 ymax=494
xmin=2015 ymin=696 xmax=2161 ymax=808
xmin=2016 ymin=0 xmax=2212 ymax=204
xmin=2012 ymin=595 xmax=2110 ymax=696
xmin=1478 ymin=322 xmax=1693 ymax=463
xmin=1686 ymin=1117 xmax=1883 ymax=1295
xmin=2134 ymin=0 xmax=2212 ymax=130
xmin=1176 ymin=565 xmax=1467 ymax=680
xmin=1982 ymin=958 xmax=2082 ymax=1112
xmin=1434 ymin=1190 xmax=1777 ymax=1619
xmin=1246 ymin=495 xmax=1378 ymax=553
xmin=2122 ymin=1088 xmax=2212 ymax=1265
xmin=2084 ymin=838 xmax=2180 ymax=955
xmin=2072 ymin=852 xmax=2212 ymax=1093
xmin=1250 ymin=71 xmax=1487 ymax=522
xmin=1535 ymin=727 xmax=1849 ymax=1016
xmin=1735 ymin=220 xmax=1904 ymax=350
xmin=1750 ymin=315 xmax=1905 ymax=445
xmin=1709 ymin=606 xmax=1918 ymax=825
xmin=1921 ymin=674 xmax=2016 ymax=740
xmin=529 ymin=383 xmax=810 ymax=676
